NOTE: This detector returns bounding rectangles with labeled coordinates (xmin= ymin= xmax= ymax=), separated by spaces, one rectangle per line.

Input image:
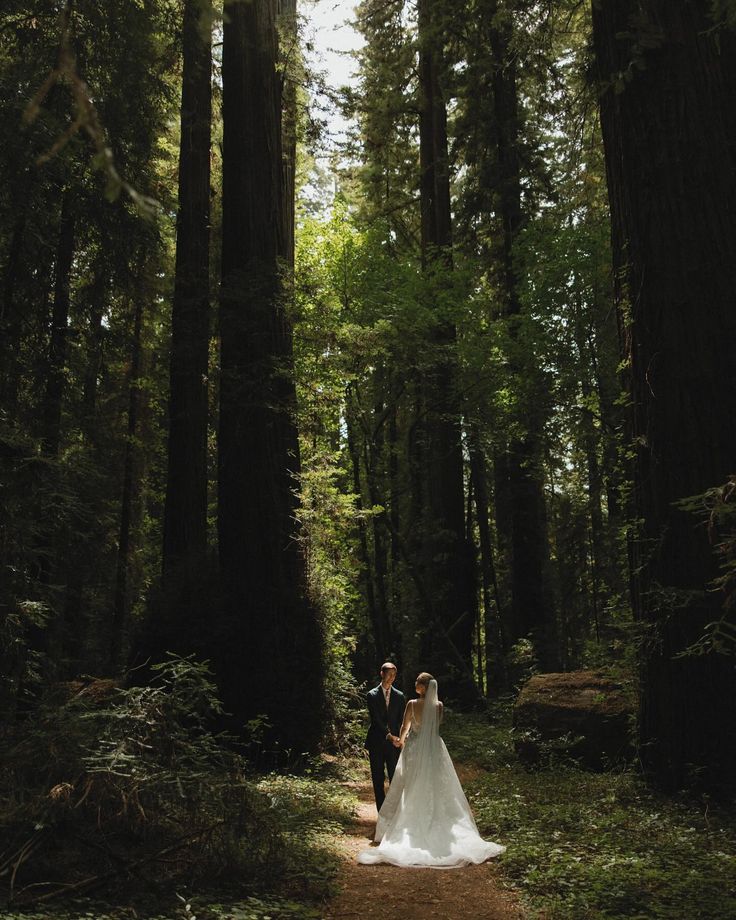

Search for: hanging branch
xmin=22 ymin=0 xmax=158 ymax=216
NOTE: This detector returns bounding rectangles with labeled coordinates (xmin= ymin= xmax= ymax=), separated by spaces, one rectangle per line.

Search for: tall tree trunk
xmin=592 ymin=0 xmax=736 ymax=792
xmin=111 ymin=278 xmax=147 ymax=671
xmin=572 ymin=299 xmax=603 ymax=641
xmin=219 ymin=0 xmax=323 ymax=752
xmin=417 ymin=0 xmax=475 ymax=695
xmin=469 ymin=426 xmax=507 ymax=691
xmin=278 ymin=0 xmax=297 ymax=269
xmin=35 ymin=191 xmax=74 ymax=621
xmin=364 ymin=437 xmax=391 ymax=651
xmin=82 ymin=272 xmax=106 ymax=428
xmin=347 ymin=405 xmax=390 ymax=660
xmin=0 ymin=203 xmax=28 ymax=415
xmin=42 ymin=191 xmax=75 ymax=458
xmin=487 ymin=2 xmax=557 ymax=668
xmin=465 ymin=476 xmax=483 ymax=693
xmin=163 ymin=0 xmax=212 ymax=580
xmin=388 ymin=388 xmax=400 ymax=571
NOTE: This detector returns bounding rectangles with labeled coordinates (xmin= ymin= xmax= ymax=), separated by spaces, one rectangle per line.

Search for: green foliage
xmin=0 ymin=656 xmax=355 ymax=913
xmin=676 ymin=476 xmax=736 ymax=655
xmin=0 ymin=599 xmax=48 ymax=716
xmin=443 ymin=710 xmax=736 ymax=920
xmin=0 ymin=0 xmax=178 ymax=678
xmin=0 ymin=895 xmax=323 ymax=920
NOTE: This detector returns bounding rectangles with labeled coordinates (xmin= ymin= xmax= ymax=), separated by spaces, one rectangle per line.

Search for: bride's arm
xmin=399 ymin=701 xmax=413 ymax=745
xmin=438 ymin=701 xmax=444 ymax=724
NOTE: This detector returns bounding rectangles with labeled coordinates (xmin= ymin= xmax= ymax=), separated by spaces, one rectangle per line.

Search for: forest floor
xmin=323 ymin=763 xmax=526 ymax=920
xmin=4 ymin=708 xmax=736 ymax=920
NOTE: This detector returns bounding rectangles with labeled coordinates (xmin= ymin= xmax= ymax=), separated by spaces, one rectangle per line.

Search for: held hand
xmin=394 ymin=737 xmax=403 ymax=748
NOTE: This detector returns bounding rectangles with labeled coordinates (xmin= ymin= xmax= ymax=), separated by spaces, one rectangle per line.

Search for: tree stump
xmin=513 ymin=670 xmax=634 ymax=769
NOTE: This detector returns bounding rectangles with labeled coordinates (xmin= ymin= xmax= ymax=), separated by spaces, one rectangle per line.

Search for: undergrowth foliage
xmin=0 ymin=655 xmax=352 ymax=916
xmin=442 ymin=709 xmax=736 ymax=920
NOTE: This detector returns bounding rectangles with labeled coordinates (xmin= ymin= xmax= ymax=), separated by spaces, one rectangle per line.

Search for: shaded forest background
xmin=2 ymin=0 xmax=736 ymax=809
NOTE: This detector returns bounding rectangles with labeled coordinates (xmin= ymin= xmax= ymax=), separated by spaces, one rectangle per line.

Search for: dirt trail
xmin=324 ymin=765 xmax=526 ymax=920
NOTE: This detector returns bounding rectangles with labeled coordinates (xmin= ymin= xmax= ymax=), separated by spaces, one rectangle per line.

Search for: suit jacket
xmin=365 ymin=683 xmax=406 ymax=750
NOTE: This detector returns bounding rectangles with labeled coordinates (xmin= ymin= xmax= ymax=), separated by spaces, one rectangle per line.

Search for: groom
xmin=365 ymin=661 xmax=406 ymax=811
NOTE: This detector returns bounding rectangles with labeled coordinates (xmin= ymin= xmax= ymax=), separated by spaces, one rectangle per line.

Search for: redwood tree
xmin=163 ymin=0 xmax=212 ymax=581
xmin=218 ymin=0 xmax=324 ymax=751
xmin=416 ymin=0 xmax=476 ymax=696
xmin=592 ymin=0 xmax=736 ymax=791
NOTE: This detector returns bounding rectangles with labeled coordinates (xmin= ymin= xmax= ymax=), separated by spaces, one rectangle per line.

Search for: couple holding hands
xmin=359 ymin=662 xmax=505 ymax=868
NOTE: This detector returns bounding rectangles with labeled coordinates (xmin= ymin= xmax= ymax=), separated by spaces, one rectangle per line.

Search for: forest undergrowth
xmin=2 ymin=664 xmax=735 ymax=920
xmin=0 ymin=656 xmax=355 ymax=920
xmin=442 ymin=710 xmax=736 ymax=920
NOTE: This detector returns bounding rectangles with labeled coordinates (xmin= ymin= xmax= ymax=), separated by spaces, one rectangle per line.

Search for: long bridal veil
xmin=358 ymin=679 xmax=505 ymax=868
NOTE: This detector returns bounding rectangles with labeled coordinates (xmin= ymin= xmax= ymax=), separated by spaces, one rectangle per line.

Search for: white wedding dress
xmin=357 ymin=679 xmax=505 ymax=868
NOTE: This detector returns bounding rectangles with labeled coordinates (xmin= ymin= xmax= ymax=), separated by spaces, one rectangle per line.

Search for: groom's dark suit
xmin=365 ymin=683 xmax=406 ymax=811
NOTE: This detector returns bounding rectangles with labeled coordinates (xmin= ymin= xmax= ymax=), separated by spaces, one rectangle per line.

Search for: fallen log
xmin=513 ymin=670 xmax=634 ymax=769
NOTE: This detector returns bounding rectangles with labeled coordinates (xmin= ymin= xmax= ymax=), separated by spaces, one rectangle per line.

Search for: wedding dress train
xmin=357 ymin=679 xmax=505 ymax=868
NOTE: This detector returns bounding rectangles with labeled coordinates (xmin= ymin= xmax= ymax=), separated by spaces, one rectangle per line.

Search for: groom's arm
xmin=391 ymin=691 xmax=406 ymax=740
xmin=367 ymin=691 xmax=390 ymax=738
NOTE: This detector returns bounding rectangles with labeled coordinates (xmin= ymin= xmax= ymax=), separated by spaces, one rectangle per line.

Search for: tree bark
xmin=111 ymin=278 xmax=147 ymax=671
xmin=0 ymin=203 xmax=28 ymax=414
xmin=219 ymin=0 xmax=323 ymax=752
xmin=572 ymin=299 xmax=603 ymax=641
xmin=469 ymin=426 xmax=507 ymax=691
xmin=163 ymin=0 xmax=212 ymax=580
xmin=417 ymin=0 xmax=475 ymax=694
xmin=278 ymin=0 xmax=297 ymax=269
xmin=487 ymin=2 xmax=557 ymax=668
xmin=347 ymin=403 xmax=390 ymax=660
xmin=592 ymin=0 xmax=736 ymax=792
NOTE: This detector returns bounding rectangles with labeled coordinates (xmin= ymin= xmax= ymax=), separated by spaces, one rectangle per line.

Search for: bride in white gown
xmin=358 ymin=673 xmax=505 ymax=868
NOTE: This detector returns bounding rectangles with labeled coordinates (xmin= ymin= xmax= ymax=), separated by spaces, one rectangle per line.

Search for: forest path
xmin=323 ymin=764 xmax=526 ymax=920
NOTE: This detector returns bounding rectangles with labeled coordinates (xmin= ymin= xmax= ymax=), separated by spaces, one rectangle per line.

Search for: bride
xmin=358 ymin=672 xmax=505 ymax=868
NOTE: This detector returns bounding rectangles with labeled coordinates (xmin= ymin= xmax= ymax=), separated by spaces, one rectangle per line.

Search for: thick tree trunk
xmin=592 ymin=0 xmax=736 ymax=792
xmin=163 ymin=0 xmax=212 ymax=580
xmin=417 ymin=0 xmax=475 ymax=694
xmin=219 ymin=0 xmax=323 ymax=752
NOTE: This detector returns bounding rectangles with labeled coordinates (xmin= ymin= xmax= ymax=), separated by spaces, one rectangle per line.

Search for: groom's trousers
xmin=369 ymin=739 xmax=401 ymax=812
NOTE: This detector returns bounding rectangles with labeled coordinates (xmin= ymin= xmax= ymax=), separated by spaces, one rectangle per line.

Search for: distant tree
xmin=0 ymin=0 xmax=177 ymax=680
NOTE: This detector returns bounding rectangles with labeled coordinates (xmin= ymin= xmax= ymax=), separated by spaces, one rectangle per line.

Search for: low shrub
xmin=0 ymin=655 xmax=354 ymax=917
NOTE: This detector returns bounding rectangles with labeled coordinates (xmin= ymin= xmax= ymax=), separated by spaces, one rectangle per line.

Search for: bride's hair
xmin=415 ymin=672 xmax=434 ymax=688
